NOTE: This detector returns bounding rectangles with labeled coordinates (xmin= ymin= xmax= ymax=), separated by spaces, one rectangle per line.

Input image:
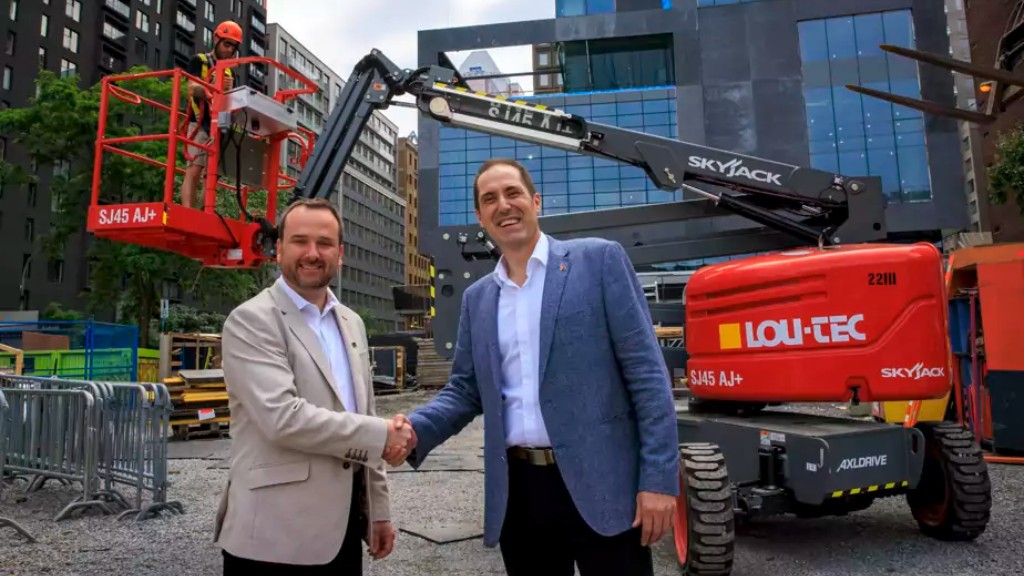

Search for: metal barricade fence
xmin=0 ymin=389 xmax=36 ymax=541
xmin=0 ymin=375 xmax=184 ymax=523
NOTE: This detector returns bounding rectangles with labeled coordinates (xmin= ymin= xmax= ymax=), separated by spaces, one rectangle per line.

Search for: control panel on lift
xmin=218 ymin=85 xmax=299 ymax=138
xmin=215 ymin=86 xmax=299 ymax=189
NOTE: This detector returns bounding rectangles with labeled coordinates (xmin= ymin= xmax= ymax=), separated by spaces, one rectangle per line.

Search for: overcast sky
xmin=271 ymin=0 xmax=556 ymax=136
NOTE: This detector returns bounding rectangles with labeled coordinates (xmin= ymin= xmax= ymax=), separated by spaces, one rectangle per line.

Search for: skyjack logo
xmin=688 ymin=156 xmax=783 ymax=186
xmin=881 ymin=363 xmax=946 ymax=380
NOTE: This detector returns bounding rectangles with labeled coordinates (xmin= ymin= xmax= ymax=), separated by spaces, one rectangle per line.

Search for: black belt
xmin=508 ymin=446 xmax=556 ymax=466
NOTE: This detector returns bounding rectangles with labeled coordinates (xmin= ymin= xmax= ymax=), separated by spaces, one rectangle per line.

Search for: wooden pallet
xmin=414 ymin=338 xmax=453 ymax=389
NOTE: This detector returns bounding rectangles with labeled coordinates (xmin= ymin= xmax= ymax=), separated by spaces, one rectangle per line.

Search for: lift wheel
xmin=674 ymin=443 xmax=735 ymax=576
xmin=906 ymin=421 xmax=992 ymax=541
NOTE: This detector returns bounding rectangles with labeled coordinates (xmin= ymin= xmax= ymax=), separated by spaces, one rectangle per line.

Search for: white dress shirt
xmin=277 ymin=277 xmax=358 ymax=413
xmin=494 ymin=233 xmax=551 ymax=448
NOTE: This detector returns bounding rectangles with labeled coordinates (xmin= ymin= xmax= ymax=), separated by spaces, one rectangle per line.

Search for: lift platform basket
xmin=85 ymin=57 xmax=318 ymax=268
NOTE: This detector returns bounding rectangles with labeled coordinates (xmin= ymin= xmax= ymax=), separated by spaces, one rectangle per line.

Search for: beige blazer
xmin=213 ymin=280 xmax=390 ymax=566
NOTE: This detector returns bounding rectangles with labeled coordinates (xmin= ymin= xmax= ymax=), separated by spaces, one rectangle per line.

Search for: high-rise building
xmin=963 ymin=0 xmax=1024 ymax=243
xmin=944 ymin=0 xmax=991 ymax=235
xmin=398 ymin=135 xmax=429 ymax=288
xmin=0 ymin=0 xmax=268 ymax=313
xmin=267 ymin=23 xmax=406 ymax=331
xmin=532 ymin=42 xmax=562 ymax=95
xmin=396 ymin=134 xmax=430 ymax=330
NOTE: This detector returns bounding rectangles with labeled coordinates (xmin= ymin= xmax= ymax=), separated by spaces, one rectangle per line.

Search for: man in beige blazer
xmin=214 ymin=198 xmax=415 ymax=573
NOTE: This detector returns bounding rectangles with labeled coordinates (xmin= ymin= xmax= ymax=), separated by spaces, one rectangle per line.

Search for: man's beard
xmin=285 ymin=262 xmax=334 ymax=289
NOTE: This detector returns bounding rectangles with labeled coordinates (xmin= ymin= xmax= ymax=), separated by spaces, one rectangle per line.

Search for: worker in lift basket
xmin=180 ymin=20 xmax=242 ymax=209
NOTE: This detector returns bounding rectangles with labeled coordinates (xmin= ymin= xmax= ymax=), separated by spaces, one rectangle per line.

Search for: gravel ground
xmin=1 ymin=391 xmax=1022 ymax=575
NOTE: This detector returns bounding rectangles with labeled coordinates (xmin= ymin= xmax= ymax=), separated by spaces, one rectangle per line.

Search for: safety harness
xmin=182 ymin=52 xmax=233 ymax=162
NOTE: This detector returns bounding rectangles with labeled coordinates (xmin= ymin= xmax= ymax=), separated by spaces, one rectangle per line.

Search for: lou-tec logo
xmin=718 ymin=314 xmax=866 ymax=350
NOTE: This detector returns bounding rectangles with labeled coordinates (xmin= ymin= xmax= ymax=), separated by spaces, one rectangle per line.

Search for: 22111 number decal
xmin=867 ymin=271 xmax=897 ymax=286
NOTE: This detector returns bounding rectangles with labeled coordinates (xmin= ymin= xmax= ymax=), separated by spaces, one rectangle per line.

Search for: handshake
xmin=382 ymin=414 xmax=416 ymax=466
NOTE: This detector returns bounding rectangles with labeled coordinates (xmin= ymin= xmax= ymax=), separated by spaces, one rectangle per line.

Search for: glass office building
xmin=435 ymin=4 xmax=946 ymax=227
xmin=798 ymin=10 xmax=931 ymax=204
xmin=438 ymin=31 xmax=679 ymax=226
xmin=421 ymin=0 xmax=964 ymax=240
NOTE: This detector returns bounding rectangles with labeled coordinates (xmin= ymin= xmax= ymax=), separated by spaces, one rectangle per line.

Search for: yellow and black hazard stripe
xmin=829 ymin=480 xmax=909 ymax=499
xmin=432 ymin=82 xmax=569 ymax=115
xmin=429 ymin=258 xmax=436 ymax=318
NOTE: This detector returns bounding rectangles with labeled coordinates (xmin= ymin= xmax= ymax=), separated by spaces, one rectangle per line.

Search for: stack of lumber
xmin=164 ymin=369 xmax=230 ymax=440
xmin=414 ymin=338 xmax=452 ymax=389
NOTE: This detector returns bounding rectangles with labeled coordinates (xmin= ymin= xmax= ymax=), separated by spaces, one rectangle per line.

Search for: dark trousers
xmin=499 ymin=453 xmax=654 ymax=576
xmin=223 ymin=468 xmax=366 ymax=575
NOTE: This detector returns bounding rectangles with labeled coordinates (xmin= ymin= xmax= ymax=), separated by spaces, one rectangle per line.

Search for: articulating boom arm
xmin=287 ymin=50 xmax=886 ymax=254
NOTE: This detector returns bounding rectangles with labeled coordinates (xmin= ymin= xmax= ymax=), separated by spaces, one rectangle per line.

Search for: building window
xmin=797 ymin=10 xmax=930 ymax=204
xmin=63 ymin=27 xmax=79 ymax=52
xmin=2 ymin=67 xmax=11 ymax=90
xmin=47 ymin=259 xmax=64 ymax=283
xmin=436 ymin=89 xmax=677 ymax=225
xmin=136 ymin=11 xmax=150 ymax=33
xmin=40 ymin=14 xmax=48 ymax=37
xmin=60 ymin=59 xmax=76 ymax=78
xmin=557 ymin=0 xmax=615 ymax=17
xmin=697 ymin=0 xmax=769 ymax=6
xmin=558 ymin=34 xmax=674 ymax=94
xmin=66 ymin=1 xmax=81 ymax=22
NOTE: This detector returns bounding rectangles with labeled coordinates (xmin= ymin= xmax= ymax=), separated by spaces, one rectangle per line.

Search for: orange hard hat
xmin=214 ymin=20 xmax=243 ymax=45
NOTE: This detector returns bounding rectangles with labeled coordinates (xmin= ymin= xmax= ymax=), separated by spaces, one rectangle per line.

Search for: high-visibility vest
xmin=189 ymin=52 xmax=233 ymax=121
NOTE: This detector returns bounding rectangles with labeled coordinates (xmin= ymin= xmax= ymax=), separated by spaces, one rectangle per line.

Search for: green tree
xmin=988 ymin=126 xmax=1024 ymax=214
xmin=0 ymin=69 xmax=285 ymax=346
xmin=355 ymin=307 xmax=388 ymax=337
xmin=41 ymin=302 xmax=84 ymax=321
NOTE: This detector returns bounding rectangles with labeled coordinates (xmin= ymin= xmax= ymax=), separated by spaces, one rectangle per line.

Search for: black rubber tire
xmin=674 ymin=443 xmax=735 ymax=576
xmin=906 ymin=421 xmax=991 ymax=541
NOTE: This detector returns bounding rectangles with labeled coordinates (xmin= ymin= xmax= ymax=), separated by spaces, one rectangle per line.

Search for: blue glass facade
xmin=557 ymin=0 xmax=616 ymax=17
xmin=438 ymin=88 xmax=678 ymax=226
xmin=797 ymin=10 xmax=931 ymax=204
xmin=697 ymin=0 xmax=765 ymax=6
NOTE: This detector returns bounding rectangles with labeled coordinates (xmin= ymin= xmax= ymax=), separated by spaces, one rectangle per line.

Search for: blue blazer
xmin=406 ymin=235 xmax=680 ymax=547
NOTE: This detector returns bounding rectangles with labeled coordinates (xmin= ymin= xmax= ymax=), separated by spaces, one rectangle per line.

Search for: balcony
xmin=175 ymin=11 xmax=196 ymax=34
xmin=102 ymin=18 xmax=127 ymax=39
xmin=248 ymin=63 xmax=266 ymax=83
xmin=103 ymin=0 xmax=130 ymax=20
xmin=99 ymin=51 xmax=126 ymax=74
xmin=173 ymin=36 xmax=192 ymax=58
xmin=250 ymin=15 xmax=266 ymax=36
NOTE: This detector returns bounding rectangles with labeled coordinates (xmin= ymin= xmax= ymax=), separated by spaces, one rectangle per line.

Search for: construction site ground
xmin=1 ymin=389 xmax=1022 ymax=575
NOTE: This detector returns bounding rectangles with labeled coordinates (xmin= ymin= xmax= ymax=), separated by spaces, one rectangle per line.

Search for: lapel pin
xmin=559 ymin=263 xmax=567 ymax=271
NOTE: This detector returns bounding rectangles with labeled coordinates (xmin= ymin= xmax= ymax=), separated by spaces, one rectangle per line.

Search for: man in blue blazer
xmin=396 ymin=158 xmax=680 ymax=575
